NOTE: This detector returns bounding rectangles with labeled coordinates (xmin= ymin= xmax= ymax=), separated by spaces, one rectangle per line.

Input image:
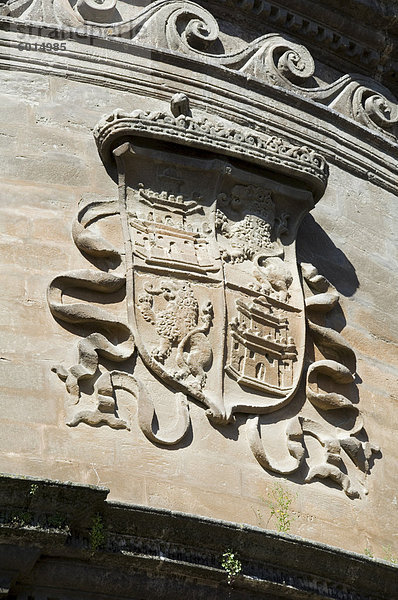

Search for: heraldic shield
xmin=103 ymin=107 xmax=328 ymax=424
xmin=50 ymin=102 xmax=381 ymax=497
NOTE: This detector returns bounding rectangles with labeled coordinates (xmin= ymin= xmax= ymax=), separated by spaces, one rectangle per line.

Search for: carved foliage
xmin=94 ymin=107 xmax=328 ymax=200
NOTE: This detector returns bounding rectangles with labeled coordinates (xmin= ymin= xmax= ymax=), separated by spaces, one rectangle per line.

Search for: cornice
xmin=2 ymin=1 xmax=398 ymax=141
xmin=4 ymin=0 xmax=397 ymax=93
xmin=1 ymin=475 xmax=397 ymax=599
xmin=1 ymin=18 xmax=397 ymax=196
xmin=212 ymin=0 xmax=382 ymax=67
xmin=202 ymin=1 xmax=398 ymax=93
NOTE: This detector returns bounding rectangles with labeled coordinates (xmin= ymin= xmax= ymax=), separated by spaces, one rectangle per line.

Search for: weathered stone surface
xmin=0 ymin=0 xmax=397 ymax=585
xmin=0 ymin=475 xmax=397 ymax=600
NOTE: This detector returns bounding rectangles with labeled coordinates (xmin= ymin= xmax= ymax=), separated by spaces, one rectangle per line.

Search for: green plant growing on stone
xmin=221 ymin=549 xmax=242 ymax=585
xmin=267 ymin=484 xmax=296 ymax=533
xmin=252 ymin=505 xmax=263 ymax=527
xmin=47 ymin=513 xmax=68 ymax=530
xmin=382 ymin=545 xmax=398 ymax=565
xmin=364 ymin=547 xmax=374 ymax=558
xmin=11 ymin=510 xmax=33 ymax=527
xmin=89 ymin=514 xmax=106 ymax=552
xmin=29 ymin=483 xmax=38 ymax=496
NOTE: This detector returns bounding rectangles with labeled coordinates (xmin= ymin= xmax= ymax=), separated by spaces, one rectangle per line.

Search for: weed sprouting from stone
xmin=382 ymin=545 xmax=398 ymax=564
xmin=29 ymin=483 xmax=39 ymax=496
xmin=89 ymin=513 xmax=106 ymax=552
xmin=267 ymin=484 xmax=296 ymax=533
xmin=221 ymin=549 xmax=242 ymax=585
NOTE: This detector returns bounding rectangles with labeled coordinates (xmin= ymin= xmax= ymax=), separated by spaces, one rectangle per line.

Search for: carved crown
xmin=94 ymin=105 xmax=329 ymax=200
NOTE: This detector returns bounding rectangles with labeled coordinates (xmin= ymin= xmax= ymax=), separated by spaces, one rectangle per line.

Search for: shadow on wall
xmin=297 ymin=215 xmax=359 ymax=297
xmin=46 ymin=191 xmax=379 ymax=500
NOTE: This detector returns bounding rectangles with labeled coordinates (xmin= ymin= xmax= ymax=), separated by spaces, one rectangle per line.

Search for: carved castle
xmin=228 ymin=296 xmax=297 ymax=393
xmin=0 ymin=0 xmax=397 ymax=597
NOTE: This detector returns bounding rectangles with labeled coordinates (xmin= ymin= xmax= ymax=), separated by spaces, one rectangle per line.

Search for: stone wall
xmin=1 ymin=475 xmax=397 ymax=599
xmin=0 ymin=0 xmax=397 ymax=566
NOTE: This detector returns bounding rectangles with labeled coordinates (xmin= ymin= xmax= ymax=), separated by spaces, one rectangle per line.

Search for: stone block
xmin=0 ymin=1 xmax=397 ymax=566
xmin=1 ymin=154 xmax=89 ymax=188
xmin=43 ymin=424 xmax=119 ymax=467
xmin=0 ymin=238 xmax=74 ymax=272
xmin=145 ymin=477 xmax=244 ymax=524
xmin=0 ymin=421 xmax=42 ymax=456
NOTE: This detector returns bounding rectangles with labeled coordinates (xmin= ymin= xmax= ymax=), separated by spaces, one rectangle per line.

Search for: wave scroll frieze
xmin=3 ymin=0 xmax=398 ymax=139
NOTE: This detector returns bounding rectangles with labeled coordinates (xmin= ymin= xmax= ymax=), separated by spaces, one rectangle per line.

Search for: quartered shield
xmin=99 ymin=110 xmax=327 ymax=423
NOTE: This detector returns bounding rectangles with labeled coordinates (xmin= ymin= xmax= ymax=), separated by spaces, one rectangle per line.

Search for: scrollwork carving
xmin=235 ymin=36 xmax=398 ymax=136
xmin=306 ymin=360 xmax=355 ymax=411
xmin=218 ymin=0 xmax=381 ymax=70
xmin=352 ymin=87 xmax=398 ymax=136
xmin=48 ymin=96 xmax=379 ymax=499
xmin=4 ymin=0 xmax=397 ymax=137
xmin=244 ymin=259 xmax=380 ymax=499
xmin=75 ymin=0 xmax=119 ymax=24
xmin=164 ymin=2 xmax=221 ymax=54
xmin=69 ymin=370 xmax=191 ymax=445
xmin=301 ymin=418 xmax=360 ymax=499
xmin=48 ymin=194 xmax=191 ymax=443
xmin=247 ymin=415 xmax=305 ymax=475
xmin=237 ymin=36 xmax=315 ymax=88
xmin=299 ymin=263 xmax=380 ymax=496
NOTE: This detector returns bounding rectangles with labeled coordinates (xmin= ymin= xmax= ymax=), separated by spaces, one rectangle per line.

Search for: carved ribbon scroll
xmin=48 ymin=96 xmax=379 ymax=497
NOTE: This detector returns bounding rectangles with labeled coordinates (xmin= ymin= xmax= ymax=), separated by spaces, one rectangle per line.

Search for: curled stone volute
xmin=276 ymin=45 xmax=315 ymax=85
xmin=75 ymin=0 xmax=118 ymax=23
xmin=165 ymin=3 xmax=220 ymax=54
xmin=363 ymin=92 xmax=398 ymax=129
xmin=351 ymin=86 xmax=398 ymax=135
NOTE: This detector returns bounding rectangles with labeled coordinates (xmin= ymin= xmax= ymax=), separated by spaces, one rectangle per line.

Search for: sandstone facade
xmin=0 ymin=1 xmax=397 ymax=595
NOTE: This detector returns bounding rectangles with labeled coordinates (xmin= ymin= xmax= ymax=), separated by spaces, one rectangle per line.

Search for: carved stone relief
xmin=3 ymin=0 xmax=398 ymax=139
xmin=48 ymin=96 xmax=379 ymax=498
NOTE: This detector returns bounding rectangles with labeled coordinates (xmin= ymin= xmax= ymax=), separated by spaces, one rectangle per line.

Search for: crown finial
xmin=170 ymin=93 xmax=190 ymax=117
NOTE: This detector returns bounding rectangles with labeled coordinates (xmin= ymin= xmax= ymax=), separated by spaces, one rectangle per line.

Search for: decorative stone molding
xmin=94 ymin=105 xmax=329 ymax=199
xmin=48 ymin=95 xmax=380 ymax=498
xmin=2 ymin=0 xmax=391 ymax=80
xmin=216 ymin=0 xmax=382 ymax=69
xmin=1 ymin=475 xmax=397 ymax=599
xmin=1 ymin=16 xmax=397 ymax=195
xmin=2 ymin=0 xmax=398 ymax=139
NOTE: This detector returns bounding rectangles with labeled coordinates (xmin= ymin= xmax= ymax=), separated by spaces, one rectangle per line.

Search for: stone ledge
xmin=0 ymin=475 xmax=396 ymax=599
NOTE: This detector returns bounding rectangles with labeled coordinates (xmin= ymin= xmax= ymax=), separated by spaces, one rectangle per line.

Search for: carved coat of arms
xmin=116 ymin=146 xmax=308 ymax=424
xmin=48 ymin=97 xmax=379 ymax=497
